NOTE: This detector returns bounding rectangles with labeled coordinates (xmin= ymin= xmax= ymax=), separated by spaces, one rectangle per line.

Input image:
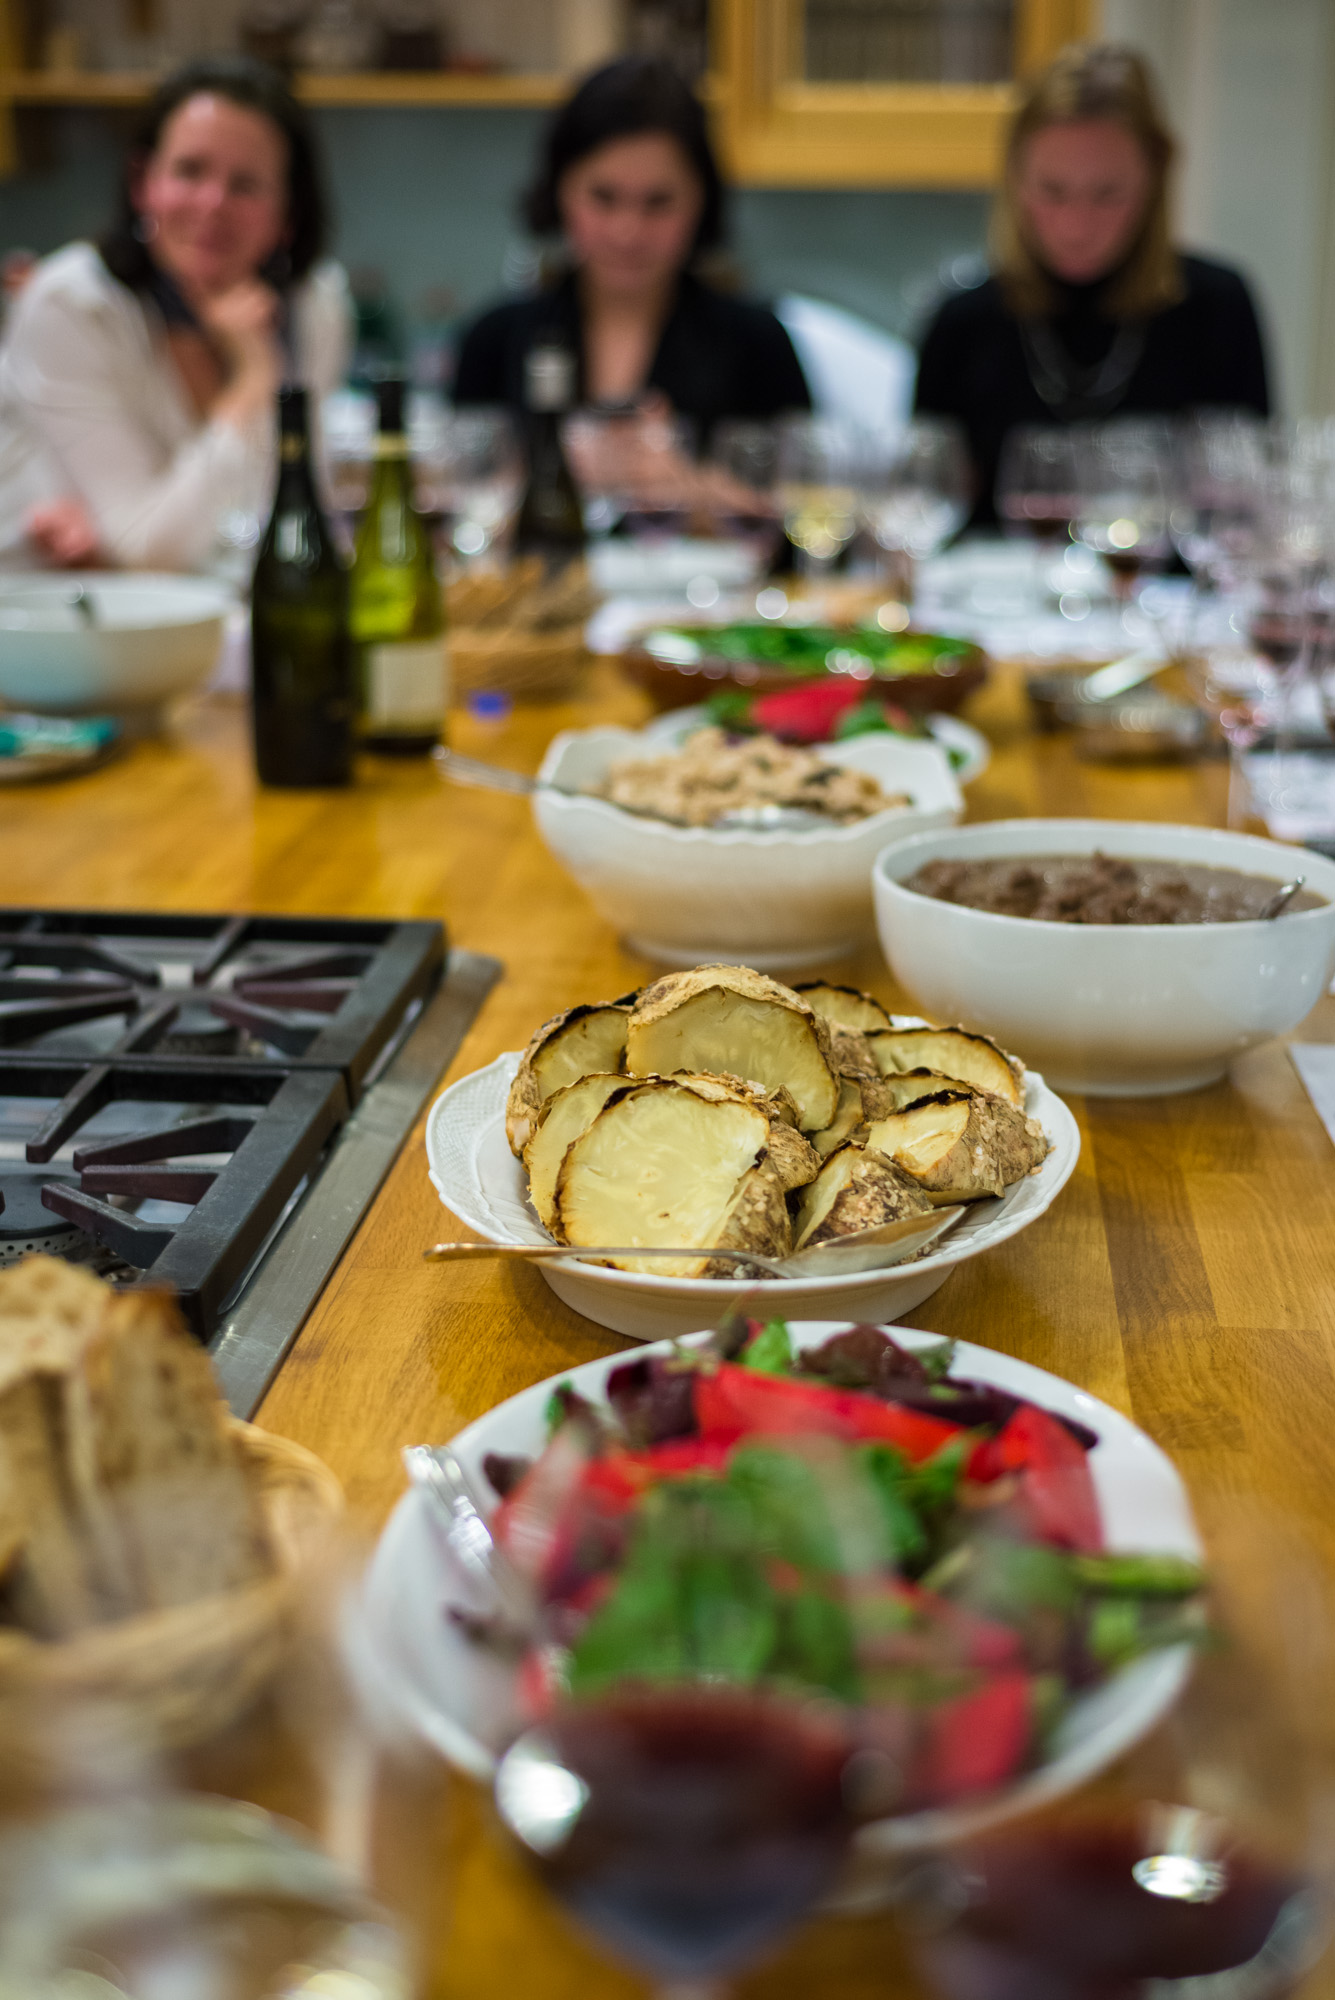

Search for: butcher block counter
xmin=3 ymin=666 xmax=1334 ymax=2000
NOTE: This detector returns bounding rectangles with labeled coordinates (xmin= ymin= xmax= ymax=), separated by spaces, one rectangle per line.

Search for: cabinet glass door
xmin=801 ymin=0 xmax=1016 ymax=86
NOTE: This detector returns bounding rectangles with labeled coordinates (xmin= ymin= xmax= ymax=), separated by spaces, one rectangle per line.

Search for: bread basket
xmin=447 ymin=560 xmax=594 ymax=703
xmin=0 ymin=1423 xmax=343 ymax=1770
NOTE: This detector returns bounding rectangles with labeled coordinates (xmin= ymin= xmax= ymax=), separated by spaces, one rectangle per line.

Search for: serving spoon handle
xmin=423 ymin=1208 xmax=965 ymax=1280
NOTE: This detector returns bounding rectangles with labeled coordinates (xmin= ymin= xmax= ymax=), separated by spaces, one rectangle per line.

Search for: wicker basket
xmin=450 ymin=625 xmax=589 ymax=703
xmin=446 ymin=559 xmax=596 ymax=703
xmin=0 ymin=1424 xmax=343 ymax=1770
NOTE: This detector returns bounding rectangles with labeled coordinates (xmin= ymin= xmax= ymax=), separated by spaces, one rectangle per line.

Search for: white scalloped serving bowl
xmin=351 ymin=1322 xmax=1199 ymax=1854
xmin=532 ymin=725 xmax=963 ymax=971
xmin=424 ymin=1039 xmax=1080 ymax=1342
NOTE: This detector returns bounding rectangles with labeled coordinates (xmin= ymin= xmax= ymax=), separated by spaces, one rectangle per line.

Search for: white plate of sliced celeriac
xmin=426 ymin=964 xmax=1079 ymax=1341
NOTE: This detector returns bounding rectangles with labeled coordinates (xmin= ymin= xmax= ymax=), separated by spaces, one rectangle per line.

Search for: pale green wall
xmin=0 ymin=105 xmax=989 ymax=347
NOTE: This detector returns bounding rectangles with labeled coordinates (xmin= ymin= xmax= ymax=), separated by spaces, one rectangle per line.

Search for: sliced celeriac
xmin=670 ymin=1071 xmax=817 ymax=1191
xmin=865 ymin=1090 xmax=1048 ymax=1203
xmin=794 ymin=982 xmax=892 ymax=1035
xmin=861 ymin=1068 xmax=974 ymax=1118
xmin=627 ymin=964 xmax=839 ymax=1132
xmin=867 ymin=1026 xmax=1023 ymax=1107
xmin=505 ymin=1002 xmax=630 ymax=1155
xmin=810 ymin=1078 xmax=867 ymax=1159
xmin=554 ymin=1081 xmax=782 ymax=1277
xmin=523 ymin=1073 xmax=628 ymax=1231
xmin=793 ymin=1144 xmax=933 ymax=1251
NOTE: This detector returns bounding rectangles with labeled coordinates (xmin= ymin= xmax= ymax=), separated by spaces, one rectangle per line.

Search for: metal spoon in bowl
xmin=424 ymin=1206 xmax=966 ymax=1281
xmin=433 ymin=747 xmax=830 ymax=832
xmin=1259 ymin=876 xmax=1305 ymax=920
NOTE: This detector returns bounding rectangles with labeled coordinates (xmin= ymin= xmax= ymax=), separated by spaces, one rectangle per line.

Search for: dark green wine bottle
xmin=251 ymin=386 xmax=354 ymax=788
xmin=514 ymin=344 xmax=587 ymax=561
xmin=350 ymin=374 xmax=447 ymax=756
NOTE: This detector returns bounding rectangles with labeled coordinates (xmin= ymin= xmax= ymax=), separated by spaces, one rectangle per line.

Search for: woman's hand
xmin=197 ymin=277 xmax=283 ymax=427
xmin=26 ymin=498 xmax=101 ymax=568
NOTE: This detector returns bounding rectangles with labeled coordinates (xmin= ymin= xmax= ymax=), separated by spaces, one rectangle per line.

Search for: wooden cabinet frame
xmin=0 ymin=0 xmax=1097 ymax=187
xmin=712 ymin=0 xmax=1098 ymax=187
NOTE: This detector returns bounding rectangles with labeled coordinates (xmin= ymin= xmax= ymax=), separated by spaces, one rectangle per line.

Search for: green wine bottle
xmin=251 ymin=386 xmax=354 ymax=788
xmin=350 ymin=374 xmax=447 ymax=756
xmin=514 ymin=344 xmax=587 ymax=562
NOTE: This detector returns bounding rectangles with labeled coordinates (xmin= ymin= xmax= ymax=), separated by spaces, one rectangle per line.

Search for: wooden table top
xmin=4 ymin=666 xmax=1334 ymax=2000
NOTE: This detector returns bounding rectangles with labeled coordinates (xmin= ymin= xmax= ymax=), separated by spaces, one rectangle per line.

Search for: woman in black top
xmin=915 ymin=44 xmax=1270 ymax=527
xmin=453 ymin=58 xmax=809 ymax=442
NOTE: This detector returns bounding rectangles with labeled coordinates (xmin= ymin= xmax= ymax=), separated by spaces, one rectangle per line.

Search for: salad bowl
xmin=351 ymin=1322 xmax=1200 ymax=1855
xmin=425 ymin=1043 xmax=1080 ymax=1341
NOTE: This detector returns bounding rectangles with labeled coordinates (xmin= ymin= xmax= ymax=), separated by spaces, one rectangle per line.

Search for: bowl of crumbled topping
xmin=533 ymin=723 xmax=963 ymax=970
xmin=594 ymin=727 xmax=909 ymax=829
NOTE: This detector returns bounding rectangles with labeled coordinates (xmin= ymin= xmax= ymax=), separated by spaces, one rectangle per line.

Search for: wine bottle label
xmin=365 ymin=638 xmax=447 ymax=727
xmin=525 ymin=345 xmax=576 ymax=413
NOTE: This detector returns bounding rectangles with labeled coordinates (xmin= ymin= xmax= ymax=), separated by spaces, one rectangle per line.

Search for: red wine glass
xmin=495 ymin=1684 xmax=856 ymax=1999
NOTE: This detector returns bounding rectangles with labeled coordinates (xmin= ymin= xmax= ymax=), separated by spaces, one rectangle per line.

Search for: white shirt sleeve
xmin=3 ymin=265 xmax=268 ymax=573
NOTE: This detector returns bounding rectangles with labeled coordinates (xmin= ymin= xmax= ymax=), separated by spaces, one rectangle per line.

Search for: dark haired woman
xmin=453 ymin=57 xmax=808 ymax=440
xmin=0 ymin=56 xmax=349 ymax=570
xmin=914 ymin=43 xmax=1270 ymax=526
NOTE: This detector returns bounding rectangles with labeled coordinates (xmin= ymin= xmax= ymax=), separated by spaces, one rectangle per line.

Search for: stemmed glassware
xmin=861 ymin=417 xmax=969 ymax=600
xmin=415 ymin=406 xmax=522 ymax=566
xmin=996 ymin=424 xmax=1079 ymax=548
xmin=894 ymin=1503 xmax=1335 ymax=2000
xmin=1169 ymin=413 xmax=1267 ymax=591
xmin=777 ymin=415 xmax=864 ymax=578
xmin=1072 ymin=420 xmax=1172 ymax=603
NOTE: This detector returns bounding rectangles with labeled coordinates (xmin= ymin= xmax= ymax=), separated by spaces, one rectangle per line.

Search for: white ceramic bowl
xmin=873 ymin=818 xmax=1335 ymax=1096
xmin=350 ymin=1322 xmax=1198 ymax=1852
xmin=534 ymin=724 xmax=963 ymax=971
xmin=424 ymin=1046 xmax=1079 ymax=1342
xmin=0 ymin=573 xmax=232 ymax=721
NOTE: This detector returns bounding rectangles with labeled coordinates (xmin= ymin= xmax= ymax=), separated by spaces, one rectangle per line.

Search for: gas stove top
xmin=0 ymin=909 xmax=500 ymax=1413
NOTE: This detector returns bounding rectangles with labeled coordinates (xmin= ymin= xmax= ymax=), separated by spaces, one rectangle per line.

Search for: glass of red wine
xmin=893 ymin=1504 xmax=1335 ymax=2000
xmin=997 ymin=424 xmax=1079 ymax=549
xmin=495 ymin=1684 xmax=856 ymax=1998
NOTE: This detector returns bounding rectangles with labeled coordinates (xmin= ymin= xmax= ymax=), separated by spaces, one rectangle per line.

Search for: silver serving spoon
xmin=424 ymin=1206 xmax=966 ymax=1280
xmin=1259 ymin=876 xmax=1305 ymax=920
xmin=433 ymin=746 xmax=830 ymax=832
xmin=65 ymin=584 xmax=96 ymax=627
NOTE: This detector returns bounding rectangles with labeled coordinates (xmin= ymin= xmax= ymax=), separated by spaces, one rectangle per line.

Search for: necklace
xmin=1018 ymin=315 xmax=1147 ymax=422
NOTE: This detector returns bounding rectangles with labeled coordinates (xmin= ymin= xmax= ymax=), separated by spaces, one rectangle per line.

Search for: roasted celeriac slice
xmin=867 ymin=1026 xmax=1023 ymax=1107
xmin=793 ymin=1143 xmax=933 ymax=1251
xmin=865 ymin=1091 xmax=1048 ymax=1203
xmin=523 ymin=1073 xmax=629 ymax=1231
xmin=671 ymin=1072 xmax=818 ymax=1192
xmin=794 ymin=982 xmax=892 ymax=1035
xmin=626 ymin=965 xmax=839 ymax=1133
xmin=810 ymin=1078 xmax=867 ymax=1159
xmin=861 ymin=1068 xmax=975 ymax=1118
xmin=505 ymin=1002 xmax=630 ymax=1155
xmin=554 ymin=1080 xmax=786 ymax=1277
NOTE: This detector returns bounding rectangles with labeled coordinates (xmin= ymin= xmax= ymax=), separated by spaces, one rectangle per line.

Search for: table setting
xmin=5 ymin=405 xmax=1335 ymax=2000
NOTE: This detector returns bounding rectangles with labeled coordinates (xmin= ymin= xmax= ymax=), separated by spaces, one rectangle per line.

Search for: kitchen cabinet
xmin=0 ymin=0 xmax=1096 ymax=185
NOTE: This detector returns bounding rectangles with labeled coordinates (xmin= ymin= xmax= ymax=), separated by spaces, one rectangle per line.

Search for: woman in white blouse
xmin=0 ymin=57 xmax=350 ymax=572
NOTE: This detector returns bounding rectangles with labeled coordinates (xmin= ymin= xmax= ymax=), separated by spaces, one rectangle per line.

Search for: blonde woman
xmin=914 ymin=43 xmax=1270 ymax=525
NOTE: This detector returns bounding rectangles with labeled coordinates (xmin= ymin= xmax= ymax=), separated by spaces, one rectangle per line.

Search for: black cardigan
xmin=914 ymin=253 xmax=1271 ymax=527
xmin=452 ymin=271 xmax=811 ymax=442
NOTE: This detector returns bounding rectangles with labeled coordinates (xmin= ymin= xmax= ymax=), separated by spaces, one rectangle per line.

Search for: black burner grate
xmin=0 ymin=909 xmax=446 ymax=1338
